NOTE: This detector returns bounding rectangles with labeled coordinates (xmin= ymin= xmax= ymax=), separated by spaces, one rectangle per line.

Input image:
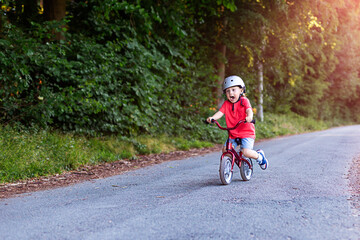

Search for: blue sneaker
xmin=257 ymin=149 xmax=268 ymax=170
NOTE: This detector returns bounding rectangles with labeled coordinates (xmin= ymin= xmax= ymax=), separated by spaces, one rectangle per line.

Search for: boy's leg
xmin=222 ymin=138 xmax=238 ymax=153
xmin=242 ymin=148 xmax=259 ymax=159
xmin=241 ymin=138 xmax=268 ymax=170
xmin=257 ymin=149 xmax=268 ymax=170
xmin=240 ymin=138 xmax=256 ymax=158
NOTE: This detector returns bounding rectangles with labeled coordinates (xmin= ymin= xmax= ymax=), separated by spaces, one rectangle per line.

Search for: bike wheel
xmin=219 ymin=156 xmax=233 ymax=185
xmin=240 ymin=158 xmax=253 ymax=181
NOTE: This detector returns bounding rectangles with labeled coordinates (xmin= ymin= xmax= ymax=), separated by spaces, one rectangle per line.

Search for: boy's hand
xmin=207 ymin=111 xmax=224 ymax=123
xmin=245 ymin=108 xmax=253 ymax=123
xmin=245 ymin=116 xmax=253 ymax=123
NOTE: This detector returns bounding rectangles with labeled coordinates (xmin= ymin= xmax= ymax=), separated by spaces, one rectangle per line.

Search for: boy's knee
xmin=242 ymin=148 xmax=258 ymax=159
xmin=242 ymin=148 xmax=250 ymax=156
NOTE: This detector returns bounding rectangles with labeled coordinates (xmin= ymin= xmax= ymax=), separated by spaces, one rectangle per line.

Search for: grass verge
xmin=0 ymin=113 xmax=342 ymax=183
xmin=0 ymin=128 xmax=212 ymax=183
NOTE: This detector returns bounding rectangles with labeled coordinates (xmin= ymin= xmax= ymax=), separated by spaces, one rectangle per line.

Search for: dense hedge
xmin=0 ymin=2 xmax=218 ymax=139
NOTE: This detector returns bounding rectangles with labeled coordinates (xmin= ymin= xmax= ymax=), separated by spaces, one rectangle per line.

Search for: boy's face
xmin=225 ymin=86 xmax=243 ymax=103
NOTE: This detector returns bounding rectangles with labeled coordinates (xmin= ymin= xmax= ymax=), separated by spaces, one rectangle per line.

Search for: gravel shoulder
xmin=348 ymin=155 xmax=360 ymax=213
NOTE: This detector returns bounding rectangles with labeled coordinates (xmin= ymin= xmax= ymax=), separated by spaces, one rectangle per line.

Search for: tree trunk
xmin=215 ymin=17 xmax=228 ymax=109
xmin=257 ymin=27 xmax=266 ymax=122
xmin=216 ymin=43 xmax=227 ymax=109
xmin=24 ymin=0 xmax=38 ymax=20
xmin=43 ymin=0 xmax=67 ymax=40
xmin=257 ymin=59 xmax=264 ymax=122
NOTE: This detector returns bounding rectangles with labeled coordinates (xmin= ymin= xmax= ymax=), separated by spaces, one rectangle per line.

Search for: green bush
xmin=0 ymin=1 xmax=216 ymax=137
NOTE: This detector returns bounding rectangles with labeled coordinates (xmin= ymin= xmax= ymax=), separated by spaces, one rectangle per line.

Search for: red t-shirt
xmin=219 ymin=97 xmax=256 ymax=139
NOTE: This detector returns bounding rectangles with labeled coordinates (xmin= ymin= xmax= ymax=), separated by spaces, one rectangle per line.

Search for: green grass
xmin=0 ymin=113 xmax=342 ymax=183
xmin=0 ymin=127 xmax=213 ymax=183
xmin=255 ymin=112 xmax=332 ymax=139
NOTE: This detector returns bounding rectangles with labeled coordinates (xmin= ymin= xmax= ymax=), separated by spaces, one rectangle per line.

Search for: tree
xmin=43 ymin=0 xmax=67 ymax=40
xmin=321 ymin=0 xmax=360 ymax=121
xmin=225 ymin=0 xmax=289 ymax=117
xmin=3 ymin=0 xmax=39 ymax=28
xmin=290 ymin=0 xmax=338 ymax=118
xmin=185 ymin=0 xmax=237 ymax=108
xmin=1 ymin=0 xmax=360 ymax=134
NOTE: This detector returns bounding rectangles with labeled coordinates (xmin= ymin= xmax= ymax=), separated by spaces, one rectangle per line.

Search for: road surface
xmin=1 ymin=125 xmax=360 ymax=239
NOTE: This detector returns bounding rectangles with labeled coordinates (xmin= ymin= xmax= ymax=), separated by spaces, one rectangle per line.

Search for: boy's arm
xmin=245 ymin=108 xmax=253 ymax=123
xmin=207 ymin=111 xmax=224 ymax=123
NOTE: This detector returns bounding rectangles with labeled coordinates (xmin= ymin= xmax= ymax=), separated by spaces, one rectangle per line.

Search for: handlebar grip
xmin=244 ymin=119 xmax=256 ymax=124
xmin=204 ymin=119 xmax=216 ymax=124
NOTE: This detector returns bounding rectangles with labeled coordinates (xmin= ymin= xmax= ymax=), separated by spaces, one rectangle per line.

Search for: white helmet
xmin=223 ymin=75 xmax=246 ymax=92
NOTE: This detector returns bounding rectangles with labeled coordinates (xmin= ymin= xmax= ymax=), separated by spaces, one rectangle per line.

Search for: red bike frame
xmin=212 ymin=119 xmax=253 ymax=172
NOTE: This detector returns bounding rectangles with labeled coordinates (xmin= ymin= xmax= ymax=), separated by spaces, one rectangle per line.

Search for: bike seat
xmin=235 ymin=138 xmax=242 ymax=146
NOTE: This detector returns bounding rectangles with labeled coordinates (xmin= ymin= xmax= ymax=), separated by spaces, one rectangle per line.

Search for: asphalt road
xmin=1 ymin=125 xmax=360 ymax=240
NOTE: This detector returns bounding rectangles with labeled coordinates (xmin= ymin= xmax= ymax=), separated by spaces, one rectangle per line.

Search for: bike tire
xmin=240 ymin=158 xmax=253 ymax=181
xmin=219 ymin=156 xmax=233 ymax=185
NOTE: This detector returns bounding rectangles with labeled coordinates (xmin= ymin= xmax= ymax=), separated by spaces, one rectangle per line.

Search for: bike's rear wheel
xmin=219 ymin=156 xmax=233 ymax=185
xmin=240 ymin=158 xmax=253 ymax=181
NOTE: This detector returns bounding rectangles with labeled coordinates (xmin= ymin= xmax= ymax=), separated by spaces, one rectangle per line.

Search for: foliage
xmin=0 ymin=0 xmax=215 ymax=136
xmin=0 ymin=21 xmax=56 ymax=127
xmin=319 ymin=0 xmax=360 ymax=122
xmin=1 ymin=0 xmax=360 ymax=136
xmin=2 ymin=0 xmax=360 ymax=185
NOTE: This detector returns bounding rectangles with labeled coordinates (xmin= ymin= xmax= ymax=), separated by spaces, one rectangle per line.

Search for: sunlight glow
xmin=307 ymin=11 xmax=324 ymax=31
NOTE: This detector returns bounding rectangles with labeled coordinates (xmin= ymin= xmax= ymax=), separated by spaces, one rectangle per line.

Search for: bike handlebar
xmin=205 ymin=118 xmax=255 ymax=131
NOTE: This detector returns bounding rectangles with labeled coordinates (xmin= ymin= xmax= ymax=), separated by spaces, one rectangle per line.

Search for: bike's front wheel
xmin=219 ymin=156 xmax=233 ymax=185
xmin=240 ymin=158 xmax=253 ymax=181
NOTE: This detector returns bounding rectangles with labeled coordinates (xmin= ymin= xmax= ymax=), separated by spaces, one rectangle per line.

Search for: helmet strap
xmin=231 ymin=96 xmax=242 ymax=111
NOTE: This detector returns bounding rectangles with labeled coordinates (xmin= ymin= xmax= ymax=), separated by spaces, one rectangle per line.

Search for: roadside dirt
xmin=1 ymin=144 xmax=359 ymax=214
xmin=348 ymin=156 xmax=360 ymax=213
xmin=0 ymin=145 xmax=221 ymax=199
